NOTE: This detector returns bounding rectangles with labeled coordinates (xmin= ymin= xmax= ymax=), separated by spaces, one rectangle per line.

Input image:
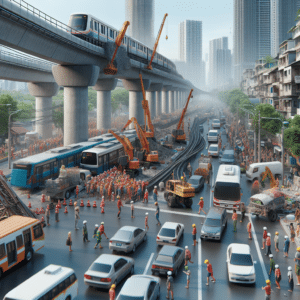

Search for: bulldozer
xmin=164 ymin=179 xmax=195 ymax=208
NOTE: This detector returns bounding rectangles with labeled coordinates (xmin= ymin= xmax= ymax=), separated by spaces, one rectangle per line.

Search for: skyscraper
xmin=271 ymin=0 xmax=299 ymax=57
xmin=125 ymin=0 xmax=155 ymax=48
xmin=233 ymin=0 xmax=271 ymax=84
xmin=178 ymin=20 xmax=203 ymax=88
xmin=209 ymin=37 xmax=232 ymax=89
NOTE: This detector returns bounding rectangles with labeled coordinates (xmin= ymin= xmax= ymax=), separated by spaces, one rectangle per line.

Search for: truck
xmin=194 ymin=155 xmax=212 ymax=183
xmin=44 ymin=167 xmax=91 ymax=201
xmin=164 ymin=179 xmax=195 ymax=208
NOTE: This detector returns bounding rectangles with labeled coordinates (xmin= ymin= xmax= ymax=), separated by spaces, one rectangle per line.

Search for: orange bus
xmin=0 ymin=215 xmax=45 ymax=278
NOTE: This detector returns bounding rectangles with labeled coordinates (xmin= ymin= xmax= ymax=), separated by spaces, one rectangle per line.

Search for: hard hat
xmin=269 ymin=254 xmax=273 ymax=258
xmin=111 ymin=284 xmax=116 ymax=289
xmin=185 ymin=266 xmax=189 ymax=271
xmin=155 ymin=202 xmax=158 ymax=205
xmin=167 ymin=271 xmax=172 ymax=276
xmin=185 ymin=246 xmax=188 ymax=249
xmin=83 ymin=220 xmax=87 ymax=224
xmin=263 ymin=227 xmax=267 ymax=230
xmin=154 ymin=186 xmax=157 ymax=189
xmin=288 ymin=266 xmax=292 ymax=271
xmin=95 ymin=224 xmax=99 ymax=227
xmin=101 ymin=222 xmax=104 ymax=225
xmin=275 ymin=231 xmax=279 ymax=235
xmin=145 ymin=212 xmax=148 ymax=215
xmin=204 ymin=260 xmax=209 ymax=264
xmin=131 ymin=201 xmax=134 ymax=204
xmin=200 ymin=197 xmax=203 ymax=200
xmin=267 ymin=233 xmax=271 ymax=237
xmin=297 ymin=247 xmax=300 ymax=252
xmin=266 ymin=279 xmax=270 ymax=285
xmin=102 ymin=196 xmax=104 ymax=198
xmin=275 ymin=264 xmax=279 ymax=269
xmin=192 ymin=224 xmax=196 ymax=227
xmin=285 ymin=235 xmax=288 ymax=239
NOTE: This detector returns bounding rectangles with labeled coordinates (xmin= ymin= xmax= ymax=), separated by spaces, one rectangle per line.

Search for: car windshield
xmin=213 ymin=119 xmax=219 ymax=123
xmin=214 ymin=182 xmax=240 ymax=201
xmin=159 ymin=228 xmax=176 ymax=237
xmin=204 ymin=218 xmax=220 ymax=227
xmin=89 ymin=263 xmax=111 ymax=273
xmin=81 ymin=152 xmax=97 ymax=165
xmin=222 ymin=154 xmax=234 ymax=159
xmin=209 ymin=132 xmax=218 ymax=136
xmin=230 ymin=254 xmax=253 ymax=266
xmin=209 ymin=146 xmax=218 ymax=151
xmin=156 ymin=254 xmax=173 ymax=263
xmin=188 ymin=178 xmax=200 ymax=185
xmin=118 ymin=296 xmax=144 ymax=300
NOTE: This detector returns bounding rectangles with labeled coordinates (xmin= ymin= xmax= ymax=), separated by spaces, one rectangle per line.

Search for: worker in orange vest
xmin=247 ymin=221 xmax=252 ymax=239
xmin=99 ymin=222 xmax=108 ymax=239
xmin=262 ymin=227 xmax=267 ymax=250
xmin=192 ymin=224 xmax=197 ymax=246
xmin=76 ymin=185 xmax=79 ymax=199
xmin=198 ymin=197 xmax=206 ymax=215
xmin=143 ymin=188 xmax=149 ymax=203
xmin=185 ymin=246 xmax=193 ymax=265
xmin=232 ymin=209 xmax=238 ymax=232
xmin=145 ymin=212 xmax=149 ymax=231
xmin=109 ymin=284 xmax=116 ymax=300
xmin=117 ymin=196 xmax=123 ymax=219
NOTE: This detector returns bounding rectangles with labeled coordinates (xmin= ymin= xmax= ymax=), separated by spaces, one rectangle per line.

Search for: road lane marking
xmin=210 ymin=165 xmax=215 ymax=207
xmin=198 ymin=237 xmax=202 ymax=300
xmin=249 ymin=215 xmax=268 ymax=281
xmin=124 ymin=205 xmax=206 ymax=218
xmin=143 ymin=252 xmax=155 ymax=275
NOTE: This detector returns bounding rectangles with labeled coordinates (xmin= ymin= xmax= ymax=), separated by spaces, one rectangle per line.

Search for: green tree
xmin=17 ymin=102 xmax=35 ymax=121
xmin=111 ymin=88 xmax=129 ymax=113
xmin=0 ymin=94 xmax=18 ymax=136
xmin=251 ymin=103 xmax=284 ymax=135
xmin=284 ymin=115 xmax=300 ymax=156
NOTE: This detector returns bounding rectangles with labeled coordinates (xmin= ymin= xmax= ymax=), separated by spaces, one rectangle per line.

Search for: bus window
xmin=16 ymin=235 xmax=23 ymax=249
xmin=90 ymin=20 xmax=93 ymax=30
xmin=0 ymin=243 xmax=5 ymax=259
xmin=70 ymin=273 xmax=77 ymax=283
xmin=68 ymin=156 xmax=75 ymax=165
xmin=51 ymin=285 xmax=59 ymax=298
xmin=101 ymin=24 xmax=105 ymax=34
xmin=6 ymin=241 xmax=17 ymax=265
xmin=98 ymin=155 xmax=103 ymax=166
xmin=58 ymin=280 xmax=65 ymax=293
xmin=43 ymin=164 xmax=50 ymax=173
xmin=23 ymin=228 xmax=32 ymax=250
xmin=33 ymin=224 xmax=43 ymax=239
xmin=82 ymin=152 xmax=97 ymax=165
xmin=37 ymin=166 xmax=43 ymax=175
xmin=53 ymin=161 xmax=58 ymax=168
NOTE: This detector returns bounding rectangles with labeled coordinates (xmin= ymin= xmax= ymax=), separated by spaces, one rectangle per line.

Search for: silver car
xmin=109 ymin=226 xmax=147 ymax=253
xmin=116 ymin=275 xmax=160 ymax=300
xmin=212 ymin=119 xmax=221 ymax=129
xmin=84 ymin=254 xmax=134 ymax=289
xmin=200 ymin=207 xmax=227 ymax=240
xmin=151 ymin=245 xmax=185 ymax=277
xmin=156 ymin=222 xmax=184 ymax=246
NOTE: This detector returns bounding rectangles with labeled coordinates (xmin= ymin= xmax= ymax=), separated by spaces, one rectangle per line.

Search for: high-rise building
xmin=178 ymin=20 xmax=204 ymax=88
xmin=233 ymin=0 xmax=271 ymax=84
xmin=271 ymin=0 xmax=299 ymax=57
xmin=125 ymin=0 xmax=155 ymax=48
xmin=209 ymin=37 xmax=232 ymax=90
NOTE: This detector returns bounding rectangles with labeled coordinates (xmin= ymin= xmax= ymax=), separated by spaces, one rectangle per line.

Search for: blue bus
xmin=10 ymin=133 xmax=121 ymax=189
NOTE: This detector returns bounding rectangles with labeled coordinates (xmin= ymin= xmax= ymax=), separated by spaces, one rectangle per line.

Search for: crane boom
xmin=104 ymin=21 xmax=130 ymax=75
xmin=177 ymin=89 xmax=193 ymax=131
xmin=131 ymin=117 xmax=150 ymax=153
xmin=108 ymin=129 xmax=134 ymax=160
xmin=146 ymin=13 xmax=168 ymax=70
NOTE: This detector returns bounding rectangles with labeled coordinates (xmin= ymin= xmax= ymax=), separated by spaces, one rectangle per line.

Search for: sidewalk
xmin=280 ymin=218 xmax=300 ymax=247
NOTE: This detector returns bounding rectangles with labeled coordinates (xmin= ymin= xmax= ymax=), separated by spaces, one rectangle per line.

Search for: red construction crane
xmin=172 ymin=89 xmax=193 ymax=142
xmin=108 ymin=130 xmax=139 ymax=172
xmin=104 ymin=21 xmax=130 ymax=75
xmin=145 ymin=13 xmax=168 ymax=70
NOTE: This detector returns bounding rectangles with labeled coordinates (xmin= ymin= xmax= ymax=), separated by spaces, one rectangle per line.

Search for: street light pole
xmin=281 ymin=125 xmax=285 ymax=186
xmin=258 ymin=111 xmax=261 ymax=163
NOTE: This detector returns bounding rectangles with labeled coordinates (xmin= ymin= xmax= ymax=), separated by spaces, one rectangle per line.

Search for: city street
xmin=1 ymin=121 xmax=299 ymax=300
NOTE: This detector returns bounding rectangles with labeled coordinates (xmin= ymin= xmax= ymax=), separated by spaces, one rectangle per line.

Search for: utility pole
xmin=281 ymin=125 xmax=285 ymax=186
xmin=254 ymin=126 xmax=257 ymax=163
xmin=258 ymin=111 xmax=261 ymax=163
xmin=8 ymin=105 xmax=11 ymax=170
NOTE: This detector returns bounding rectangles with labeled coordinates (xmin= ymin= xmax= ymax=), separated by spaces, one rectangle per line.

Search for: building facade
xmin=125 ymin=0 xmax=155 ymax=48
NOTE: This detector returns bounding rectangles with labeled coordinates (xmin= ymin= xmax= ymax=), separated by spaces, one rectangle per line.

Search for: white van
xmin=207 ymin=130 xmax=219 ymax=142
xmin=246 ymin=161 xmax=281 ymax=181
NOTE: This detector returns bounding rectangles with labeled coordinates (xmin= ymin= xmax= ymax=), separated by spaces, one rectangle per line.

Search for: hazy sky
xmin=27 ymin=0 xmax=233 ymax=61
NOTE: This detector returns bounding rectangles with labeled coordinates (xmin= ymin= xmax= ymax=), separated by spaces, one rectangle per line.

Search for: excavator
xmin=121 ymin=73 xmax=155 ymax=138
xmin=146 ymin=13 xmax=168 ymax=70
xmin=129 ymin=117 xmax=159 ymax=165
xmin=172 ymin=89 xmax=193 ymax=143
xmin=261 ymin=166 xmax=277 ymax=188
xmin=107 ymin=130 xmax=139 ymax=175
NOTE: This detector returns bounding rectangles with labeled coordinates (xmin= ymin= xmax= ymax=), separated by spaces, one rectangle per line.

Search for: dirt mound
xmin=148 ymin=138 xmax=175 ymax=161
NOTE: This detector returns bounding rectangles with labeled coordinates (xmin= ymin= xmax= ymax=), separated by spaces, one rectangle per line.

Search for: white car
xmin=208 ymin=144 xmax=219 ymax=157
xmin=207 ymin=130 xmax=219 ymax=142
xmin=156 ymin=222 xmax=184 ymax=246
xmin=227 ymin=243 xmax=256 ymax=284
xmin=212 ymin=119 xmax=221 ymax=129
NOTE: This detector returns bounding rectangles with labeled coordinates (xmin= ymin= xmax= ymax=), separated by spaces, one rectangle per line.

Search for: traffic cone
xmin=39 ymin=207 xmax=45 ymax=214
xmin=63 ymin=198 xmax=67 ymax=206
xmin=57 ymin=200 xmax=61 ymax=208
xmin=69 ymin=199 xmax=73 ymax=206
xmin=64 ymin=206 xmax=68 ymax=213
xmin=28 ymin=201 xmax=32 ymax=208
xmin=93 ymin=200 xmax=97 ymax=208
xmin=80 ymin=200 xmax=84 ymax=207
xmin=27 ymin=193 xmax=30 ymax=199
xmin=101 ymin=207 xmax=105 ymax=214
xmin=87 ymin=200 xmax=91 ymax=207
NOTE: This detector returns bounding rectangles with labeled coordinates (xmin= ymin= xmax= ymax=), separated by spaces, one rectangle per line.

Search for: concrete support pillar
xmin=156 ymin=91 xmax=162 ymax=116
xmin=122 ymin=78 xmax=151 ymax=128
xmin=52 ymin=65 xmax=100 ymax=146
xmin=93 ymin=79 xmax=118 ymax=131
xmin=146 ymin=83 xmax=163 ymax=119
xmin=173 ymin=91 xmax=178 ymax=111
xmin=162 ymin=85 xmax=172 ymax=114
xmin=169 ymin=90 xmax=175 ymax=113
xmin=28 ymin=82 xmax=59 ymax=140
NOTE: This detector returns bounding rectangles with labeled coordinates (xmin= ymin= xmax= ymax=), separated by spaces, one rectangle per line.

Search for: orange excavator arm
xmin=130 ymin=117 xmax=150 ymax=154
xmin=261 ymin=166 xmax=277 ymax=188
xmin=104 ymin=21 xmax=130 ymax=75
xmin=139 ymin=73 xmax=155 ymax=138
xmin=121 ymin=119 xmax=133 ymax=132
xmin=108 ymin=130 xmax=134 ymax=160
xmin=146 ymin=13 xmax=168 ymax=70
xmin=177 ymin=89 xmax=193 ymax=131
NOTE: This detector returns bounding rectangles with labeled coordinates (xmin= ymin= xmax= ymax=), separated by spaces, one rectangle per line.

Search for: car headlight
xmin=201 ymin=230 xmax=204 ymax=234
xmin=215 ymin=232 xmax=220 ymax=236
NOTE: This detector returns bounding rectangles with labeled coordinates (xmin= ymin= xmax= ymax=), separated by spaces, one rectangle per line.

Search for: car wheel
xmin=143 ymin=234 xmax=147 ymax=242
xmin=164 ymin=192 xmax=169 ymax=200
xmin=268 ymin=210 xmax=277 ymax=222
xmin=130 ymin=265 xmax=134 ymax=275
xmin=65 ymin=190 xmax=71 ymax=199
xmin=132 ymin=244 xmax=136 ymax=253
xmin=167 ymin=196 xmax=176 ymax=207
xmin=184 ymin=198 xmax=193 ymax=208
xmin=25 ymin=249 xmax=33 ymax=262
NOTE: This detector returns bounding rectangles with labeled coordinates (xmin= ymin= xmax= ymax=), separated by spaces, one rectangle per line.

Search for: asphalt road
xmin=0 ymin=120 xmax=300 ymax=300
